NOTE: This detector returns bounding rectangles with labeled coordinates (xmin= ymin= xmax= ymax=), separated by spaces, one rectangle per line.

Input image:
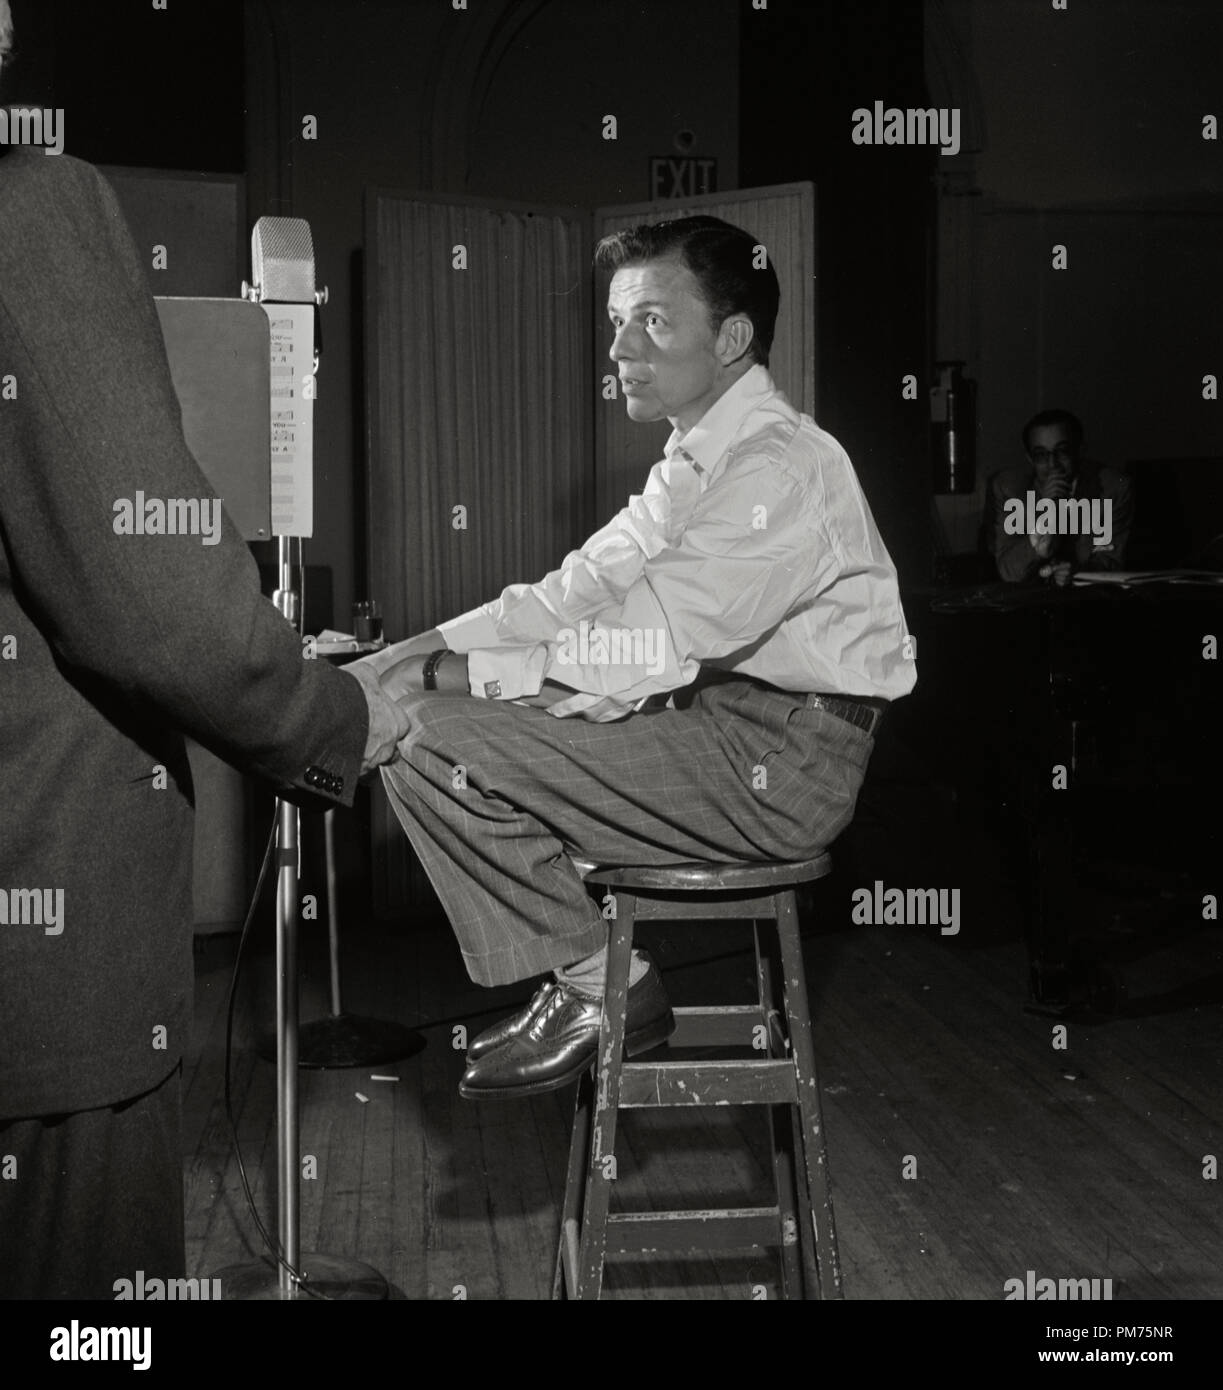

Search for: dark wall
xmin=239 ymin=0 xmax=742 ymax=629
xmin=6 ymin=0 xmax=244 ymax=171
xmin=466 ymin=0 xmax=739 ymax=207
xmin=7 ymin=0 xmax=931 ymax=616
xmin=740 ymin=0 xmax=935 ymax=592
xmin=931 ymin=0 xmax=1223 ymax=557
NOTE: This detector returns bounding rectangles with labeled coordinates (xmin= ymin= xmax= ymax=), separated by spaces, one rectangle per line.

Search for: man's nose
xmin=609 ymin=325 xmax=639 ymax=362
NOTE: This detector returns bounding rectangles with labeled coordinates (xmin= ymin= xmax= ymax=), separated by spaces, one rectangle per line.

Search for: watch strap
xmin=421 ymin=648 xmax=450 ymax=691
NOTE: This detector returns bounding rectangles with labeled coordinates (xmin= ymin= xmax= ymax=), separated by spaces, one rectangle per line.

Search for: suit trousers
xmin=381 ymin=676 xmax=874 ymax=986
xmin=0 ymin=1064 xmax=184 ymax=1300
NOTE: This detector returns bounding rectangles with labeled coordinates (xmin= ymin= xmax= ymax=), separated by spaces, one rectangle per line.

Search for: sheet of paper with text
xmin=262 ymin=301 xmax=315 ymax=538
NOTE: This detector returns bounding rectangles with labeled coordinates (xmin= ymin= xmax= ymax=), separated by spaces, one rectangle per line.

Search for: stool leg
xmin=774 ymin=888 xmax=843 ymax=1300
xmin=762 ymin=906 xmax=821 ymax=1298
xmin=574 ymin=890 xmax=636 ymax=1299
xmin=755 ymin=919 xmax=805 ymax=1300
xmin=554 ymin=1067 xmax=596 ymax=1299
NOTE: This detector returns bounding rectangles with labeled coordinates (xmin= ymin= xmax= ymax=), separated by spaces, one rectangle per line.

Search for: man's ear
xmin=717 ymin=314 xmax=755 ymax=366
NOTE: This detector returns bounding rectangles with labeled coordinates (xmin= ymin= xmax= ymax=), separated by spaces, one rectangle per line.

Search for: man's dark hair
xmin=1022 ymin=408 xmax=1084 ymax=453
xmin=593 ymin=215 xmax=780 ymax=367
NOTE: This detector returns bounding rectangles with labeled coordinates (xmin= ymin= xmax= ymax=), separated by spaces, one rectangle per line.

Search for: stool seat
xmin=571 ymin=854 xmax=832 ymax=892
xmin=555 ymin=851 xmax=842 ymax=1300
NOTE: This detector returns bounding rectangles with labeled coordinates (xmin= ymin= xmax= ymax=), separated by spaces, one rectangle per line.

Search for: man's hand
xmin=1038 ymin=468 xmax=1073 ymax=503
xmin=524 ymin=683 xmax=638 ymax=722
xmin=514 ymin=677 xmax=581 ymax=711
xmin=1038 ymin=560 xmax=1073 ymax=588
xmin=374 ymin=648 xmax=471 ymax=703
xmin=341 ymin=663 xmax=412 ymax=772
xmin=347 ymin=628 xmax=447 ymax=681
xmin=1030 ymin=470 xmax=1071 ymax=566
xmin=379 ymin=652 xmax=427 ymax=704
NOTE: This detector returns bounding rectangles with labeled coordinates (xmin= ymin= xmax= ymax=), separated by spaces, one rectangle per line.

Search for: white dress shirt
xmin=438 ymin=364 xmax=915 ymax=720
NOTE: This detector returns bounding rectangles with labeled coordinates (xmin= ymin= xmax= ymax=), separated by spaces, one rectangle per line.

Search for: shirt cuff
xmin=546 ymin=690 xmax=645 ymax=721
xmin=467 ymin=645 xmax=548 ymax=701
xmin=437 ymin=607 xmax=502 ymax=652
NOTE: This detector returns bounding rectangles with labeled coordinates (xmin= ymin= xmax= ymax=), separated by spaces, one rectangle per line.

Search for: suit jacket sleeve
xmin=1078 ymin=468 xmax=1134 ymax=571
xmin=0 ymin=154 xmax=366 ymax=806
xmin=986 ymin=469 xmax=1041 ymax=583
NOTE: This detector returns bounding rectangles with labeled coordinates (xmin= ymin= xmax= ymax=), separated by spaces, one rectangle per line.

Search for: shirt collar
xmin=664 ymin=364 xmax=777 ymax=486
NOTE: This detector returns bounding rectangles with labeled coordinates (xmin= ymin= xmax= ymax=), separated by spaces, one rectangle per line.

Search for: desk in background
xmin=928 ymin=576 xmax=1222 ymax=1010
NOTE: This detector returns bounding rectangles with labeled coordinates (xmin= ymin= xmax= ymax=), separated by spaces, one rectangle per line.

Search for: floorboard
xmin=182 ymin=874 xmax=1223 ymax=1302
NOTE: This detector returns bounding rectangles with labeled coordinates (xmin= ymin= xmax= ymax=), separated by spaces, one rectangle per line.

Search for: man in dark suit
xmin=984 ymin=408 xmax=1134 ymax=585
xmin=0 ymin=7 xmax=401 ymax=1298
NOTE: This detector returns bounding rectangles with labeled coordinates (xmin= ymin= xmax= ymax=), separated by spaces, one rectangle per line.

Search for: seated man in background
xmin=361 ymin=215 xmax=915 ymax=1101
xmin=985 ymin=408 xmax=1133 ymax=585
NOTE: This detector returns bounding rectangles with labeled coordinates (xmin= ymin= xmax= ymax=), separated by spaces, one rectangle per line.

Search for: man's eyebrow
xmin=607 ymin=299 xmax=670 ymax=316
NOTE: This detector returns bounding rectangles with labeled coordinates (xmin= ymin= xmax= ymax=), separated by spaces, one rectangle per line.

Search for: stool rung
xmin=554 ymin=867 xmax=840 ymax=1299
xmin=627 ymin=895 xmax=781 ymax=921
xmin=618 ymin=1058 xmax=797 ymax=1107
xmin=605 ymin=1207 xmax=784 ymax=1254
xmin=668 ymin=1004 xmax=765 ymax=1048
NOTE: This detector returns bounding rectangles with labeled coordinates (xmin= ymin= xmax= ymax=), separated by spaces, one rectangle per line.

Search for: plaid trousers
xmin=381 ymin=676 xmax=874 ymax=986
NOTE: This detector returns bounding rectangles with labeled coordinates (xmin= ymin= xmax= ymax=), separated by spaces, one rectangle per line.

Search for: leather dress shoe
xmin=459 ymin=957 xmax=674 ymax=1100
xmin=466 ymin=979 xmax=558 ymax=1062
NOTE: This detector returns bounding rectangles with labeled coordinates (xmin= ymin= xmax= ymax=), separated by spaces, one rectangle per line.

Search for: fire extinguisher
xmin=930 ymin=361 xmax=976 ymax=495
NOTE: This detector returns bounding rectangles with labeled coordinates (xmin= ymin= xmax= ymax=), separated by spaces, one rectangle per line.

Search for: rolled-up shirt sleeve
xmin=437 ymin=448 xmax=831 ymax=719
xmin=441 ymin=461 xmax=680 ymax=650
xmin=540 ymin=460 xmax=824 ymax=708
xmin=423 ymin=368 xmax=910 ymax=711
xmin=435 ymin=456 xmax=689 ymax=705
xmin=436 ymin=606 xmax=503 ymax=652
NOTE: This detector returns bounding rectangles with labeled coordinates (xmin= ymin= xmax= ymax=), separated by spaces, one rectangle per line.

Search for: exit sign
xmin=649 ymin=156 xmax=718 ymax=199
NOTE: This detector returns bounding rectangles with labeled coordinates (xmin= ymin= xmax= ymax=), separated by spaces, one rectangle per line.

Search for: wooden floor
xmin=181 ymin=836 xmax=1223 ymax=1302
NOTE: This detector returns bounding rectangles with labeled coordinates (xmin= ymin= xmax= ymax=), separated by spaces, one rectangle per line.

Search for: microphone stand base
xmin=214 ymin=1251 xmax=389 ymax=1300
xmin=257 ymin=1013 xmax=427 ymax=1068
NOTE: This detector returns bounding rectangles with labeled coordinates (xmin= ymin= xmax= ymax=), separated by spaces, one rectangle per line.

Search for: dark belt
xmin=672 ymin=672 xmax=888 ymax=735
xmin=804 ymin=692 xmax=887 ymax=737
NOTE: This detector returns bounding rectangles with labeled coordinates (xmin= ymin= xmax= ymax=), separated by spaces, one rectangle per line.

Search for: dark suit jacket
xmin=0 ymin=148 xmax=367 ymax=1117
xmin=984 ymin=460 xmax=1134 ymax=583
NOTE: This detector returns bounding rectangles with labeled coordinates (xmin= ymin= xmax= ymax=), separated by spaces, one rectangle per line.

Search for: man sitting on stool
xmin=359 ymin=216 xmax=914 ymax=1099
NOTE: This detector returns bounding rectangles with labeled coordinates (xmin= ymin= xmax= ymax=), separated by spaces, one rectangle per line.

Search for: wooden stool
xmin=553 ymin=855 xmax=840 ymax=1300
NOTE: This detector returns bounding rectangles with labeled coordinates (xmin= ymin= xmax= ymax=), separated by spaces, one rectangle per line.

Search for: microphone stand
xmin=217 ymin=232 xmax=390 ymax=1299
xmin=219 ymin=541 xmax=387 ymax=1300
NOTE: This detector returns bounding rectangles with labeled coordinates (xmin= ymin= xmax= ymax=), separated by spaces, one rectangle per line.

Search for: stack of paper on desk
xmin=1072 ymin=569 xmax=1223 ymax=586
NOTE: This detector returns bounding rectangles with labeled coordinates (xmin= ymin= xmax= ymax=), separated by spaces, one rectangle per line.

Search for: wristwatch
xmin=421 ymin=649 xmax=450 ymax=691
